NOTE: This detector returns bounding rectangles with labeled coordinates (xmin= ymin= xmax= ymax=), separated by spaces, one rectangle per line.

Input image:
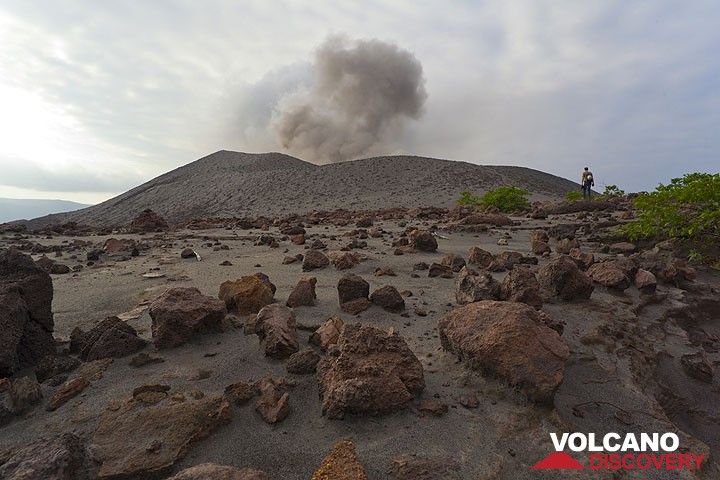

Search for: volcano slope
xmin=1 ymin=199 xmax=719 ymax=479
xmin=22 ymin=150 xmax=578 ymax=229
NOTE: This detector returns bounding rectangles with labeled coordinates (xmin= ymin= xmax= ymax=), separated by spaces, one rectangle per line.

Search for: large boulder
xmin=0 ymin=248 xmax=55 ymax=376
xmin=537 ymin=256 xmax=594 ymax=301
xmin=167 ymin=464 xmax=269 ymax=480
xmin=218 ymin=275 xmax=274 ymax=315
xmin=0 ymin=433 xmax=86 ymax=480
xmin=438 ymin=301 xmax=569 ymax=402
xmin=370 ymin=286 xmax=405 ymax=313
xmin=455 ymin=267 xmax=501 ymax=304
xmin=129 ymin=209 xmax=169 ymax=233
xmin=302 ymin=249 xmax=330 ymax=271
xmin=286 ymin=277 xmax=317 ymax=308
xmin=149 ymin=287 xmax=226 ymax=349
xmin=254 ymin=304 xmax=299 ymax=358
xmin=500 ymin=267 xmax=543 ymax=309
xmin=74 ymin=316 xmax=146 ymax=361
xmin=316 ymin=324 xmax=425 ymax=418
xmin=410 ymin=231 xmax=437 ymax=252
xmin=337 ymin=274 xmax=370 ymax=314
xmin=91 ymin=392 xmax=230 ymax=479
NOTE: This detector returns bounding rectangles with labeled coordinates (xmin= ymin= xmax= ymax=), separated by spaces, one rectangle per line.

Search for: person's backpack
xmin=586 ymin=174 xmax=593 ymax=183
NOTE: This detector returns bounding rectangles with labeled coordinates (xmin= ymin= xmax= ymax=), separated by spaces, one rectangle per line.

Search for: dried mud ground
xmin=2 ymin=212 xmax=720 ymax=480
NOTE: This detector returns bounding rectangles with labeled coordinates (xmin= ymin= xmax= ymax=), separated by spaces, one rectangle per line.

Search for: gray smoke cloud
xmin=271 ymin=36 xmax=427 ymax=163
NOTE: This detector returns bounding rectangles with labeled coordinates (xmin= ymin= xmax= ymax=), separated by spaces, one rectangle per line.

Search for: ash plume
xmin=272 ymin=36 xmax=427 ymax=163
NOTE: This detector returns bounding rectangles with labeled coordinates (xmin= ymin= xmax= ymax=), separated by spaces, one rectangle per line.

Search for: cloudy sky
xmin=0 ymin=1 xmax=718 ymax=204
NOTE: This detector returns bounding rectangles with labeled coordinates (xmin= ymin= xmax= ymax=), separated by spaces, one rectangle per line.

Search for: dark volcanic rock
xmin=455 ymin=267 xmax=501 ymax=304
xmin=254 ymin=304 xmax=299 ymax=358
xmin=439 ymin=301 xmax=569 ymax=402
xmin=0 ymin=248 xmax=55 ymax=376
xmin=0 ymin=433 xmax=86 ymax=480
xmin=302 ymin=249 xmax=330 ymax=271
xmin=467 ymin=246 xmax=493 ymax=269
xmin=129 ymin=209 xmax=169 ymax=233
xmin=286 ymin=348 xmax=320 ymax=374
xmin=410 ymin=231 xmax=437 ymax=252
xmin=370 ymin=285 xmax=406 ymax=313
xmin=428 ymin=263 xmax=454 ymax=278
xmin=286 ymin=277 xmax=317 ymax=308
xmin=75 ymin=316 xmax=146 ymax=361
xmin=500 ymin=266 xmax=543 ymax=309
xmin=537 ymin=256 xmax=594 ymax=301
xmin=316 ymin=324 xmax=425 ymax=418
xmin=149 ymin=287 xmax=226 ymax=349
xmin=337 ymin=274 xmax=370 ymax=305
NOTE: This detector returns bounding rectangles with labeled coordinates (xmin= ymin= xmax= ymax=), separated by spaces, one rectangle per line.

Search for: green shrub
xmin=457 ymin=190 xmax=482 ymax=207
xmin=565 ymin=190 xmax=583 ymax=202
xmin=601 ymin=184 xmax=625 ymax=198
xmin=478 ymin=186 xmax=530 ymax=212
xmin=620 ymin=173 xmax=720 ymax=241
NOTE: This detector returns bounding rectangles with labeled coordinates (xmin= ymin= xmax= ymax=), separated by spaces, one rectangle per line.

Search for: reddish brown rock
xmin=341 ymin=298 xmax=372 ymax=315
xmin=0 ymin=248 xmax=55 ymax=376
xmin=530 ymin=230 xmax=549 ymax=243
xmin=455 ymin=267 xmax=501 ymax=304
xmin=569 ymin=248 xmax=594 ymax=270
xmin=167 ymin=464 xmax=269 ymax=480
xmin=537 ymin=256 xmax=594 ymax=301
xmin=316 ymin=324 xmax=425 ymax=418
xmin=587 ymin=261 xmax=631 ymax=290
xmin=104 ymin=238 xmax=137 ymax=254
xmin=337 ymin=274 xmax=370 ymax=305
xmin=531 ymin=240 xmax=551 ymax=255
xmin=331 ymin=251 xmax=360 ymax=270
xmin=219 ymin=275 xmax=274 ymax=315
xmin=46 ymin=376 xmax=89 ymax=411
xmin=255 ymin=304 xmax=299 ymax=358
xmin=286 ymin=348 xmax=320 ymax=374
xmin=311 ymin=440 xmax=368 ymax=480
xmin=416 ymin=400 xmax=448 ymax=417
xmin=438 ymin=301 xmax=569 ymax=402
xmin=91 ymin=393 xmax=230 ymax=479
xmin=74 ymin=316 xmax=146 ymax=361
xmin=440 ymin=254 xmax=466 ymax=272
xmin=286 ymin=277 xmax=317 ymax=308
xmin=310 ymin=317 xmax=344 ymax=351
xmin=428 ymin=263 xmax=454 ymax=278
xmin=370 ymin=285 xmax=406 ymax=313
xmin=129 ymin=209 xmax=169 ymax=233
xmin=303 ymin=249 xmax=330 ymax=271
xmin=610 ymin=242 xmax=637 ymax=254
xmin=467 ymin=246 xmax=493 ymax=268
xmin=459 ymin=213 xmax=512 ymax=226
xmin=254 ymin=376 xmax=290 ymax=424
xmin=556 ymin=237 xmax=579 ymax=254
xmin=500 ymin=267 xmax=542 ymax=309
xmin=634 ymin=268 xmax=657 ymax=294
xmin=410 ymin=231 xmax=438 ymax=252
xmin=0 ymin=433 xmax=85 ymax=480
xmin=149 ymin=287 xmax=226 ymax=349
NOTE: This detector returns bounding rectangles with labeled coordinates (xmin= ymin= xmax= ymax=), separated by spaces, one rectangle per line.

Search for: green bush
xmin=601 ymin=184 xmax=625 ymax=198
xmin=565 ymin=190 xmax=583 ymax=202
xmin=457 ymin=190 xmax=482 ymax=207
xmin=478 ymin=186 xmax=530 ymax=212
xmin=620 ymin=173 xmax=720 ymax=241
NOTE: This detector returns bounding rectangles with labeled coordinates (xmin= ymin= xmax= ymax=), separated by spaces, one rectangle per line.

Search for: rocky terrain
xmin=21 ymin=151 xmax=579 ymax=229
xmin=1 ymin=196 xmax=719 ymax=479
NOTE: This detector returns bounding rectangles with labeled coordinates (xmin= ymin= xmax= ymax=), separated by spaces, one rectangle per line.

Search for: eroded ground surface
xmin=1 ymin=204 xmax=719 ymax=479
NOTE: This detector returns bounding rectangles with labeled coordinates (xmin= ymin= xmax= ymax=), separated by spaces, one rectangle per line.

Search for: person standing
xmin=581 ymin=167 xmax=594 ymax=200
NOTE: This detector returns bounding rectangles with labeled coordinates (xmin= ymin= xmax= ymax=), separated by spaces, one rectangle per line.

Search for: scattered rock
xmin=286 ymin=277 xmax=317 ymax=308
xmin=610 ymin=242 xmax=636 ymax=254
xmin=219 ymin=275 xmax=274 ymax=315
xmin=569 ymin=248 xmax=594 ymax=270
xmin=374 ymin=266 xmax=396 ymax=277
xmin=537 ymin=256 xmax=594 ymax=301
xmin=254 ymin=376 xmax=290 ymax=424
xmin=337 ymin=274 xmax=370 ymax=309
xmin=311 ymin=440 xmax=368 ymax=480
xmin=149 ymin=287 xmax=226 ymax=349
xmin=556 ymin=237 xmax=579 ymax=254
xmin=439 ymin=301 xmax=569 ymax=402
xmin=287 ymin=348 xmax=321 ymax=374
xmin=166 ymin=464 xmax=269 ymax=480
xmin=440 ymin=254 xmax=466 ymax=272
xmin=91 ymin=392 xmax=230 ymax=478
xmin=410 ymin=231 xmax=438 ymax=252
xmin=500 ymin=267 xmax=542 ymax=309
xmin=428 ymin=263 xmax=453 ymax=278
xmin=8 ymin=376 xmax=43 ymax=413
xmin=416 ymin=400 xmax=448 ymax=417
xmin=310 ymin=317 xmax=344 ymax=351
xmin=129 ymin=352 xmax=165 ymax=368
xmin=129 ymin=209 xmax=169 ymax=233
xmin=224 ymin=381 xmax=256 ymax=405
xmin=370 ymin=285 xmax=405 ymax=312
xmin=46 ymin=376 xmax=90 ymax=411
xmin=255 ymin=304 xmax=299 ymax=358
xmin=467 ymin=246 xmax=493 ymax=268
xmin=634 ymin=269 xmax=657 ymax=294
xmin=331 ymin=252 xmax=360 ymax=270
xmin=303 ymin=249 xmax=330 ymax=271
xmin=587 ymin=261 xmax=631 ymax=290
xmin=34 ymin=354 xmax=81 ymax=383
xmin=316 ymin=324 xmax=424 ymax=418
xmin=0 ymin=433 xmax=85 ymax=480
xmin=74 ymin=316 xmax=146 ymax=361
xmin=455 ymin=267 xmax=501 ymax=304
xmin=0 ymin=248 xmax=55 ymax=376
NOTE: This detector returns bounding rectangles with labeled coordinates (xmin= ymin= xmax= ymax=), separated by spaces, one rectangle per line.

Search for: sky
xmin=0 ymin=0 xmax=718 ymax=205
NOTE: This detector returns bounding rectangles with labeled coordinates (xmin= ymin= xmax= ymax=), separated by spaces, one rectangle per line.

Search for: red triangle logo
xmin=532 ymin=452 xmax=585 ymax=470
